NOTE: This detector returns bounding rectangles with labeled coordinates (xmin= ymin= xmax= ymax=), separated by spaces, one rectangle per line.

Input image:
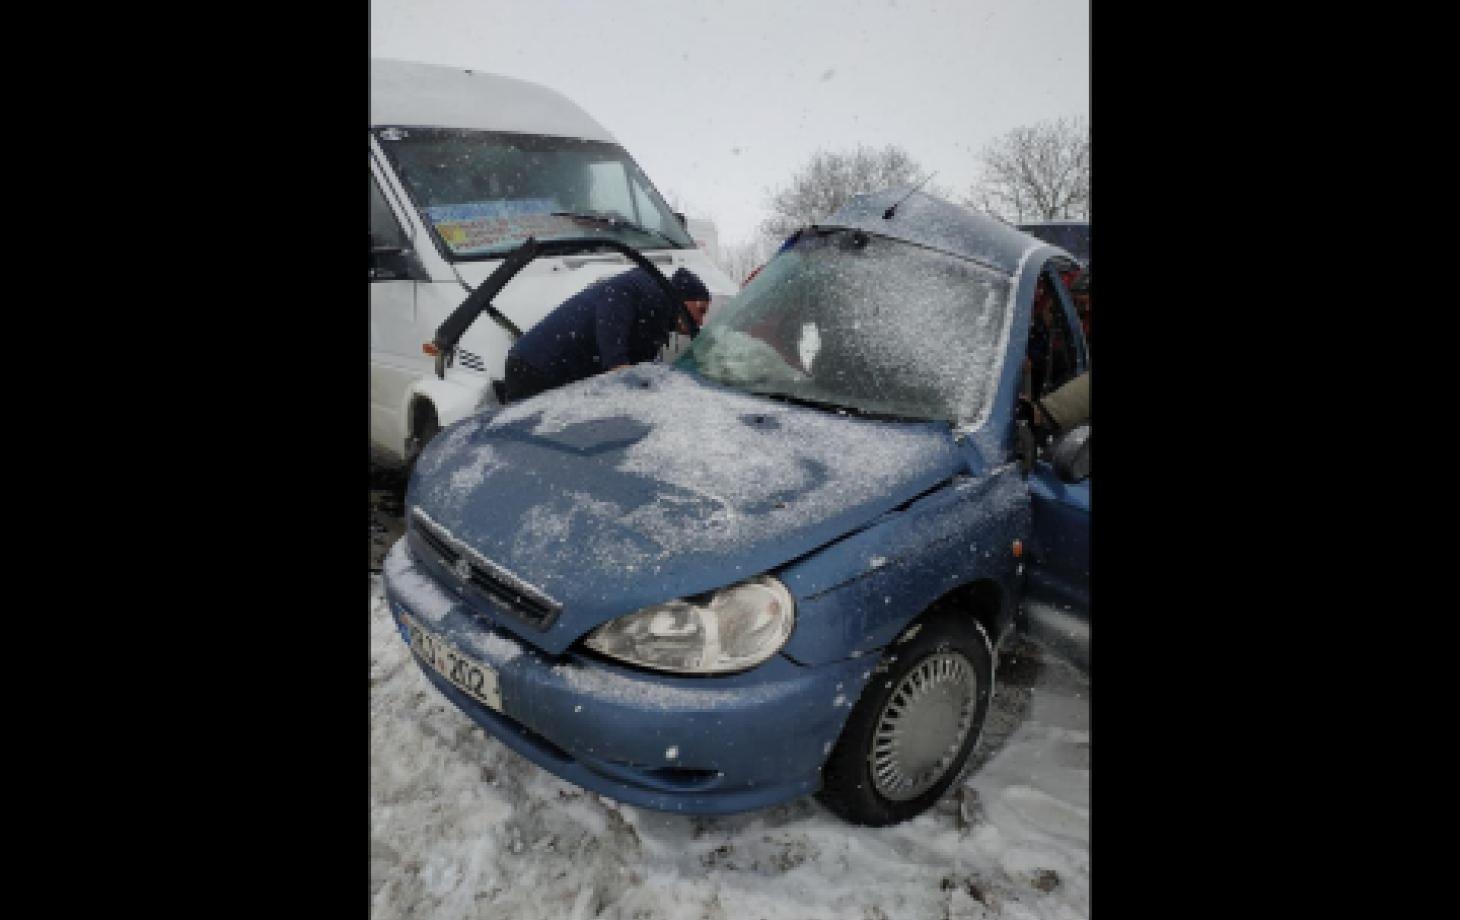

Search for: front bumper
xmin=383 ymin=546 xmax=873 ymax=815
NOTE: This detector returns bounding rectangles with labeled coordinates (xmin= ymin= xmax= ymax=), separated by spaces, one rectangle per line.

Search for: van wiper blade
xmin=551 ymin=211 xmax=685 ymax=250
xmin=751 ymin=390 xmax=923 ymax=423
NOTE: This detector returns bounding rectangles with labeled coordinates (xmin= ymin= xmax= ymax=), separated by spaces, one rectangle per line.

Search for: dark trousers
xmin=502 ymin=356 xmax=560 ymax=404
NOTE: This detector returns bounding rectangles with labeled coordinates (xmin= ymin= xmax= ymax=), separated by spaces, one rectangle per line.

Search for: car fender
xmin=777 ymin=466 xmax=1030 ymax=667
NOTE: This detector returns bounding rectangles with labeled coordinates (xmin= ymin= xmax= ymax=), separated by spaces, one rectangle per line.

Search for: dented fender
xmin=776 ymin=467 xmax=1031 ymax=667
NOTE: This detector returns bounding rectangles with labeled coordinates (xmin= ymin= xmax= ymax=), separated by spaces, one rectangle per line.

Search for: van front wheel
xmin=816 ymin=608 xmax=992 ymax=826
xmin=404 ymin=402 xmax=440 ymax=478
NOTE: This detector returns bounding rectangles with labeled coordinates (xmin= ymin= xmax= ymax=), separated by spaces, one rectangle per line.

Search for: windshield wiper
xmin=751 ymin=391 xmax=924 ymax=423
xmin=550 ymin=211 xmax=685 ymax=250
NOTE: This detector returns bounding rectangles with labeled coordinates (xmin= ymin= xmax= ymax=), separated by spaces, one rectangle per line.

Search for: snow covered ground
xmin=371 ymin=570 xmax=1089 ymax=920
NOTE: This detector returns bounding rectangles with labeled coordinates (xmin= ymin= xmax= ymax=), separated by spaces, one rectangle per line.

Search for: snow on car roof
xmin=370 ymin=58 xmax=616 ymax=142
xmin=824 ymin=189 xmax=1054 ymax=276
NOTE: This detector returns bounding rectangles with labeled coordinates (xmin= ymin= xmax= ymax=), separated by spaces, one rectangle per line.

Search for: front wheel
xmin=816 ymin=607 xmax=993 ymax=826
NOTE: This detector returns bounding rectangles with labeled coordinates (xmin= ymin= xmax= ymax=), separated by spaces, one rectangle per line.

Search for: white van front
xmin=369 ymin=59 xmax=736 ymax=466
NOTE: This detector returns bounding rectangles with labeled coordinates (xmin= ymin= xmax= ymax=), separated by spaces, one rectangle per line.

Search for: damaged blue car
xmin=382 ymin=189 xmax=1090 ymax=826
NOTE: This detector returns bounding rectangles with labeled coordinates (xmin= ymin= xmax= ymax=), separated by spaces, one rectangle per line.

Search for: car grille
xmin=408 ymin=509 xmax=561 ymax=630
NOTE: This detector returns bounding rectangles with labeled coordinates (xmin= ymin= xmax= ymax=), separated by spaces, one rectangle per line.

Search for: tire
xmin=816 ymin=606 xmax=994 ymax=826
xmin=403 ymin=403 xmax=440 ymax=484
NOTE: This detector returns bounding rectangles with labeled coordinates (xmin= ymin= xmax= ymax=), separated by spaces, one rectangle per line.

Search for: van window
xmin=585 ymin=161 xmax=635 ymax=218
xmin=373 ymin=127 xmax=694 ymax=259
xmin=369 ymin=171 xmax=409 ymax=249
xmin=631 ymin=181 xmax=671 ymax=234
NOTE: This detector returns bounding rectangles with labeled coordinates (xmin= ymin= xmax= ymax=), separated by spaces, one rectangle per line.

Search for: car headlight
xmin=583 ymin=576 xmax=795 ymax=674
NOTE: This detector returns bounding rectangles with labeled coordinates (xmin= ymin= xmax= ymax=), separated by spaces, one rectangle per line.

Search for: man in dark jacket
xmin=502 ymin=267 xmax=711 ymax=403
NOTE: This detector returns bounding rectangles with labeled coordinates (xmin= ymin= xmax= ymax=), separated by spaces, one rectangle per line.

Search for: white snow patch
xmin=381 ymin=539 xmax=457 ymax=625
xmin=449 ymin=444 xmax=503 ymax=493
xmin=549 ymin=661 xmax=782 ymax=711
xmin=457 ymin=622 xmax=523 ymax=664
xmin=487 ymin=365 xmax=952 ymax=562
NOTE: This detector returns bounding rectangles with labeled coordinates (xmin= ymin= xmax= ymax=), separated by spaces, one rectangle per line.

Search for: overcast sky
xmin=371 ymin=0 xmax=1088 ymax=249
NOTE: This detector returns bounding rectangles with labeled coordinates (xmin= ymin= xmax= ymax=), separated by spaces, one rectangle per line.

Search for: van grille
xmin=409 ymin=510 xmax=561 ymax=630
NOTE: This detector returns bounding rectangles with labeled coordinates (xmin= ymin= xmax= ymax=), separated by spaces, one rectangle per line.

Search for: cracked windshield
xmin=682 ymin=230 xmax=1011 ymax=422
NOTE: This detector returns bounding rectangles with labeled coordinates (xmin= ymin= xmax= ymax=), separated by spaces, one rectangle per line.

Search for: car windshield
xmin=372 ymin=126 xmax=695 ymax=259
xmin=679 ymin=230 xmax=1012 ymax=423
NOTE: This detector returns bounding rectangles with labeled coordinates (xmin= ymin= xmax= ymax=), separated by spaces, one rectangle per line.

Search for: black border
xmin=81 ymin=6 xmax=1323 ymax=911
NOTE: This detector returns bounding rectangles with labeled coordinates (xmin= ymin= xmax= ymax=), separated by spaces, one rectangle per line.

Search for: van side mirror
xmin=369 ymin=233 xmax=424 ymax=281
xmin=674 ymin=211 xmax=687 ymax=228
xmin=1051 ymin=424 xmax=1091 ymax=482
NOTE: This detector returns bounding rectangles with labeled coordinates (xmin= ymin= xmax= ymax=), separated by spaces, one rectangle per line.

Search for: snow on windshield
xmin=684 ymin=232 xmax=1011 ymax=422
xmin=477 ymin=364 xmax=958 ymax=566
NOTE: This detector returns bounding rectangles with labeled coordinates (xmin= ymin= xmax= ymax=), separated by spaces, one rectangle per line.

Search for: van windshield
xmin=373 ymin=126 xmax=695 ymax=259
xmin=679 ymin=230 xmax=1012 ymax=423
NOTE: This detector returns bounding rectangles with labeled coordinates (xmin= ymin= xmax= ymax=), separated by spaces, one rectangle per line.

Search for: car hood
xmin=406 ymin=364 xmax=966 ymax=654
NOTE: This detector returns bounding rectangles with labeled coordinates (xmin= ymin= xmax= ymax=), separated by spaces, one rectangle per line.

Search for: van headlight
xmin=583 ymin=576 xmax=795 ymax=674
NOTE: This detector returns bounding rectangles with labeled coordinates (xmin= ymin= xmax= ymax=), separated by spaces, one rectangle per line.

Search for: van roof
xmin=370 ymin=58 xmax=616 ymax=143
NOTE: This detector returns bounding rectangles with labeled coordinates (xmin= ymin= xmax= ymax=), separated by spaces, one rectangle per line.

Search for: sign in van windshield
xmin=425 ymin=199 xmax=563 ymax=255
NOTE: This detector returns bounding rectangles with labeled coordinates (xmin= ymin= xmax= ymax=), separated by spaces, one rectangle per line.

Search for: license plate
xmin=403 ymin=614 xmax=502 ymax=711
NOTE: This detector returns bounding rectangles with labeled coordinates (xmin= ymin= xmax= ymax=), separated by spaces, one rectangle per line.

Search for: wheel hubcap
xmin=870 ymin=650 xmax=979 ymax=801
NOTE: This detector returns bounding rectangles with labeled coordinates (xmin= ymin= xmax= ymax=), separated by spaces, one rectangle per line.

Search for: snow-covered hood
xmin=406 ymin=364 xmax=966 ymax=654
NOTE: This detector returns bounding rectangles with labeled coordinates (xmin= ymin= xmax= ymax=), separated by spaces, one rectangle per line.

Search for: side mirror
xmin=1051 ymin=424 xmax=1091 ymax=483
xmin=674 ymin=211 xmax=687 ymax=228
xmin=369 ymin=234 xmax=422 ymax=282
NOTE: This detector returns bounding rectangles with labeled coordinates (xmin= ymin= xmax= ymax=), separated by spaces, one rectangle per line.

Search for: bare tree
xmin=965 ymin=117 xmax=1089 ymax=222
xmin=760 ymin=145 xmax=930 ymax=240
xmin=716 ymin=237 xmax=776 ymax=287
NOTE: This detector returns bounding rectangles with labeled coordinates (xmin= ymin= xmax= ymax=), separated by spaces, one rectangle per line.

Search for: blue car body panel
xmin=833 ymin=190 xmax=1043 ymax=276
xmin=406 ymin=365 xmax=967 ymax=656
xmin=1017 ymin=221 xmax=1091 ymax=267
xmin=1024 ymin=463 xmax=1091 ymax=667
xmin=779 ymin=466 xmax=1029 ymax=666
xmin=385 ymin=189 xmax=1092 ymax=815
xmin=383 ymin=546 xmax=869 ymax=813
xmin=1027 ymin=464 xmax=1090 ymax=614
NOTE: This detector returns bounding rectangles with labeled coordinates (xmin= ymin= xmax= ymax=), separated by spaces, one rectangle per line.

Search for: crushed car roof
xmin=823 ymin=189 xmax=1055 ymax=276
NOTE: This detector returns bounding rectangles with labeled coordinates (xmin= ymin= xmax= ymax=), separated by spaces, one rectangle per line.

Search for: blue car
xmin=382 ymin=189 xmax=1090 ymax=826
